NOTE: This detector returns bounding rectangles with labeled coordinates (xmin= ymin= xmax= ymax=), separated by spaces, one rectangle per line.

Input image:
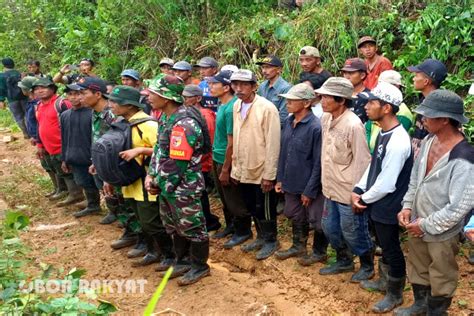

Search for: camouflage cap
xmin=279 ymin=83 xmax=315 ymax=100
xmin=148 ymin=74 xmax=184 ymax=104
xmin=18 ymin=76 xmax=37 ymax=91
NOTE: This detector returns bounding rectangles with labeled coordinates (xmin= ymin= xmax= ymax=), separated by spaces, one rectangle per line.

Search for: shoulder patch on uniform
xmin=169 ymin=125 xmax=193 ymax=160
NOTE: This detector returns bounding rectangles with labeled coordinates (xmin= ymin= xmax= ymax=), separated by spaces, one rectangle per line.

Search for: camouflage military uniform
xmin=149 ymin=105 xmax=208 ymax=242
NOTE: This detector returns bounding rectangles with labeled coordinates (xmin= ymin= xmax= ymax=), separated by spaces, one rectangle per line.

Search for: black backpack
xmin=172 ymin=106 xmax=212 ymax=154
xmin=5 ymin=71 xmax=24 ymax=100
xmin=91 ymin=117 xmax=154 ymax=187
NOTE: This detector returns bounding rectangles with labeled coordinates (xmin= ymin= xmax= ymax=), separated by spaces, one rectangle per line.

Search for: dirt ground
xmin=0 ymin=129 xmax=473 ymax=315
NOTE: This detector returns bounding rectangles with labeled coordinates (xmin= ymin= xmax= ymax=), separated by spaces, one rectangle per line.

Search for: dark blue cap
xmin=256 ymin=55 xmax=283 ymax=67
xmin=207 ymin=70 xmax=233 ymax=85
xmin=68 ymin=77 xmax=107 ymax=94
xmin=407 ymin=59 xmax=448 ymax=86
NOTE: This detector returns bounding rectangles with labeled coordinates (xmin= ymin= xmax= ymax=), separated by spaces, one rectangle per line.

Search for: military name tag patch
xmin=169 ymin=126 xmax=193 ymax=160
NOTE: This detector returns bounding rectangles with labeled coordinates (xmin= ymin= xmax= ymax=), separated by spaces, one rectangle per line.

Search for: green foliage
xmin=0 ymin=109 xmax=20 ymax=132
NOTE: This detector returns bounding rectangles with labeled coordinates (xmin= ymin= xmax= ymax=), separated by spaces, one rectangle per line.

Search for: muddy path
xmin=0 ymin=129 xmax=473 ymax=315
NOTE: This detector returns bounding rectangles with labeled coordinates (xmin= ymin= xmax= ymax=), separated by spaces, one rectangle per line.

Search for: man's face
xmin=27 ymin=64 xmax=39 ymax=74
xmin=286 ymin=99 xmax=309 ymax=114
xmin=421 ymin=116 xmax=445 ymax=134
xmin=174 ymin=70 xmax=191 ymax=81
xmin=183 ymin=95 xmax=201 ymax=107
xmin=365 ymin=99 xmax=385 ymax=121
xmin=148 ymin=92 xmax=167 ymax=110
xmin=121 ymin=76 xmax=139 ymax=87
xmin=79 ymin=61 xmax=93 ymax=75
xmin=342 ymin=71 xmax=365 ymax=87
xmin=109 ymin=100 xmax=129 ymax=116
xmin=79 ymin=89 xmax=101 ymax=107
xmin=160 ymin=65 xmax=173 ymax=75
xmin=199 ymin=67 xmax=217 ymax=79
xmin=231 ymin=81 xmax=255 ymax=101
xmin=106 ymin=85 xmax=115 ymax=94
xmin=412 ymin=72 xmax=431 ymax=91
xmin=33 ymin=86 xmax=54 ymax=101
xmin=321 ymin=94 xmax=344 ymax=113
xmin=299 ymin=56 xmax=319 ymax=73
xmin=209 ymin=82 xmax=228 ymax=98
xmin=359 ymin=43 xmax=377 ymax=59
xmin=66 ymin=91 xmax=82 ymax=107
xmin=260 ymin=64 xmax=281 ymax=81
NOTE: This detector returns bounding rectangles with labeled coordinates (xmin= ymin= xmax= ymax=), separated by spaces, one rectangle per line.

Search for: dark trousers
xmin=373 ymin=220 xmax=406 ymax=278
xmin=239 ymin=183 xmax=277 ymax=221
xmin=126 ymin=198 xmax=165 ymax=237
xmin=212 ymin=162 xmax=248 ymax=218
xmin=283 ymin=192 xmax=325 ymax=229
xmin=201 ymin=172 xmax=220 ymax=227
xmin=70 ymin=164 xmax=96 ymax=190
xmin=43 ymin=153 xmax=74 ymax=180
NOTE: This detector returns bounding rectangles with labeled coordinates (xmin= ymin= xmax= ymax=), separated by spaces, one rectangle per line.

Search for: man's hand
xmin=61 ymin=161 xmax=71 ymax=173
xmin=88 ymin=164 xmax=97 ymax=175
xmin=119 ymin=148 xmax=142 ymax=162
xmin=301 ymin=194 xmax=312 ymax=208
xmin=261 ymin=179 xmax=274 ymax=193
xmin=60 ymin=64 xmax=72 ymax=74
xmin=351 ymin=192 xmax=367 ymax=214
xmin=466 ymin=229 xmax=474 ymax=242
xmin=274 ymin=182 xmax=283 ymax=194
xmin=36 ymin=147 xmax=46 ymax=159
xmin=145 ymin=175 xmax=160 ymax=195
xmin=406 ymin=218 xmax=424 ymax=238
xmin=397 ymin=208 xmax=411 ymax=227
xmin=103 ymin=182 xmax=115 ymax=197
xmin=230 ymin=177 xmax=240 ymax=186
xmin=219 ymin=169 xmax=231 ymax=186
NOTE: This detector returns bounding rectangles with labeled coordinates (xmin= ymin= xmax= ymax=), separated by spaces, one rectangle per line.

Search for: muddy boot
xmin=393 ymin=284 xmax=430 ymax=316
xmin=360 ymin=261 xmax=389 ymax=292
xmin=298 ymin=229 xmax=328 ymax=266
xmin=426 ymin=295 xmax=451 ymax=316
xmin=275 ymin=222 xmax=308 ymax=260
xmin=127 ymin=233 xmax=147 ymax=258
xmin=372 ymin=276 xmax=405 ymax=313
xmin=99 ymin=195 xmax=118 ymax=224
xmin=161 ymin=234 xmax=191 ymax=278
xmin=73 ymin=189 xmax=101 ymax=217
xmin=110 ymin=227 xmax=137 ymax=250
xmin=178 ymin=239 xmax=210 ymax=286
xmin=132 ymin=235 xmax=160 ymax=267
xmin=44 ymin=171 xmax=59 ymax=197
xmin=224 ymin=216 xmax=252 ymax=249
xmin=319 ymin=247 xmax=354 ymax=275
xmin=241 ymin=217 xmax=264 ymax=252
xmin=49 ymin=175 xmax=67 ymax=201
xmin=154 ymin=232 xmax=175 ymax=272
xmin=57 ymin=178 xmax=85 ymax=207
xmin=351 ymin=250 xmax=375 ymax=282
xmin=256 ymin=219 xmax=279 ymax=260
xmin=212 ymin=211 xmax=234 ymax=239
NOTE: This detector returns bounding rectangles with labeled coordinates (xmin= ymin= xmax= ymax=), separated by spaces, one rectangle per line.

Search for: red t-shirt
xmin=199 ymin=107 xmax=216 ymax=173
xmin=364 ymin=56 xmax=393 ymax=90
xmin=36 ymin=95 xmax=71 ymax=155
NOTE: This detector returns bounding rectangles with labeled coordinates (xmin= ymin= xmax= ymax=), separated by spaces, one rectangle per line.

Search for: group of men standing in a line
xmin=1 ymin=34 xmax=473 ymax=314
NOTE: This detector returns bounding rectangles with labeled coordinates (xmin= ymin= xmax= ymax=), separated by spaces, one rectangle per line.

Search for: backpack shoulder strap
xmin=130 ymin=117 xmax=155 ymax=139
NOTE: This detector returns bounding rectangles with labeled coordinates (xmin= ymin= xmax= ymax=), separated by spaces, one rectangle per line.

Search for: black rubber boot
xmin=44 ymin=171 xmax=59 ymax=197
xmin=111 ymin=228 xmax=137 ymax=249
xmin=360 ymin=261 xmax=389 ymax=292
xmin=49 ymin=175 xmax=67 ymax=201
xmin=57 ymin=178 xmax=85 ymax=207
xmin=351 ymin=250 xmax=375 ymax=282
xmin=319 ymin=247 xmax=354 ymax=275
xmin=73 ymin=189 xmax=101 ymax=217
xmin=201 ymin=189 xmax=221 ymax=232
xmin=372 ymin=276 xmax=405 ymax=313
xmin=275 ymin=222 xmax=308 ymax=260
xmin=212 ymin=210 xmax=234 ymax=239
xmin=178 ymin=239 xmax=210 ymax=286
xmin=224 ymin=216 xmax=252 ymax=249
xmin=154 ymin=232 xmax=176 ymax=272
xmin=241 ymin=217 xmax=264 ymax=252
xmin=132 ymin=234 xmax=160 ymax=267
xmin=256 ymin=219 xmax=279 ymax=260
xmin=426 ymin=295 xmax=451 ymax=316
xmin=127 ymin=233 xmax=147 ymax=258
xmin=393 ymin=284 xmax=430 ymax=316
xmin=298 ymin=229 xmax=328 ymax=266
xmin=161 ymin=234 xmax=191 ymax=278
xmin=99 ymin=195 xmax=118 ymax=224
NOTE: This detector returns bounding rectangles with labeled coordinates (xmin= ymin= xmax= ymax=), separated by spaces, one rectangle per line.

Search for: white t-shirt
xmin=311 ymin=103 xmax=323 ymax=119
xmin=240 ymin=102 xmax=252 ymax=119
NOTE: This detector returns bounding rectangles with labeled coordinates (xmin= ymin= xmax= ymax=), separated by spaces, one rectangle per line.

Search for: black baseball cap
xmin=407 ymin=59 xmax=448 ymax=86
xmin=207 ymin=70 xmax=233 ymax=85
xmin=68 ymin=77 xmax=107 ymax=94
xmin=256 ymin=55 xmax=283 ymax=67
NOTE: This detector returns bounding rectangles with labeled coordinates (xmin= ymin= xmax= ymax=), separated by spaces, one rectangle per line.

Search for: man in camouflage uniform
xmin=145 ymin=75 xmax=210 ymax=286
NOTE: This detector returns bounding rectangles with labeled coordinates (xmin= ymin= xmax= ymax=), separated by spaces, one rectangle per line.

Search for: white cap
xmin=378 ymin=70 xmax=404 ymax=87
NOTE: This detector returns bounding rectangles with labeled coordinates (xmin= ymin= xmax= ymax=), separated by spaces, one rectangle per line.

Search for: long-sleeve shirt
xmin=231 ymin=95 xmax=281 ymax=184
xmin=36 ymin=95 xmax=71 ymax=155
xmin=353 ymin=124 xmax=413 ymax=224
xmin=257 ymin=76 xmax=292 ymax=127
xmin=277 ymin=112 xmax=322 ymax=199
xmin=402 ymin=135 xmax=474 ymax=242
xmin=60 ymin=107 xmax=93 ymax=166
xmin=198 ymin=107 xmax=215 ymax=173
xmin=321 ymin=110 xmax=370 ymax=204
xmin=364 ymin=56 xmax=393 ymax=90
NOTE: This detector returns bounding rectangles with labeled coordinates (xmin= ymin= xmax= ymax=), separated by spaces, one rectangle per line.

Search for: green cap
xmin=32 ymin=77 xmax=56 ymax=89
xmin=18 ymin=76 xmax=37 ymax=91
xmin=148 ymin=75 xmax=184 ymax=104
xmin=279 ymin=83 xmax=316 ymax=100
xmin=105 ymin=85 xmax=144 ymax=109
